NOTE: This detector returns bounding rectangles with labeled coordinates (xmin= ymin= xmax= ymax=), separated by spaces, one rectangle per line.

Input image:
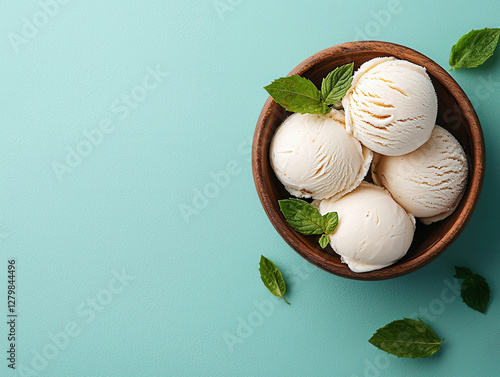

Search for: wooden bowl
xmin=252 ymin=41 xmax=485 ymax=281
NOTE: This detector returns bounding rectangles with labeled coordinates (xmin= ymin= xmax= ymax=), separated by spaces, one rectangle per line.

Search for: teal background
xmin=1 ymin=1 xmax=499 ymax=376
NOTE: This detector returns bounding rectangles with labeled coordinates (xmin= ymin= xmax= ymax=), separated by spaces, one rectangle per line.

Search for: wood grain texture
xmin=252 ymin=41 xmax=485 ymax=281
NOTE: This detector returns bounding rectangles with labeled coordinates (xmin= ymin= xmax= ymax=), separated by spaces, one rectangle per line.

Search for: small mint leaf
xmin=455 ymin=266 xmax=490 ymax=314
xmin=320 ymin=63 xmax=354 ymax=105
xmin=454 ymin=266 xmax=472 ymax=279
xmin=264 ymin=75 xmax=330 ymax=114
xmin=323 ymin=212 xmax=338 ymax=235
xmin=319 ymin=234 xmax=329 ymax=249
xmin=259 ymin=255 xmax=290 ymax=305
xmin=449 ymin=28 xmax=500 ymax=69
xmin=279 ymin=199 xmax=325 ymax=235
xmin=369 ymin=318 xmax=443 ymax=358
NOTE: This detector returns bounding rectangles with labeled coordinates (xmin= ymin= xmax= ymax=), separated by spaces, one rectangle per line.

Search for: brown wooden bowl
xmin=252 ymin=41 xmax=485 ymax=281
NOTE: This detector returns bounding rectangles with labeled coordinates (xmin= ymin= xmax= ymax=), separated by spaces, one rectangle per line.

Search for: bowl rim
xmin=252 ymin=41 xmax=485 ymax=281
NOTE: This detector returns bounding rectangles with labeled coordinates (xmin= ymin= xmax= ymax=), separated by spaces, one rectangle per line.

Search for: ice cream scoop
xmin=270 ymin=110 xmax=372 ymax=200
xmin=372 ymin=125 xmax=468 ymax=224
xmin=319 ymin=182 xmax=415 ymax=273
xmin=342 ymin=57 xmax=437 ymax=156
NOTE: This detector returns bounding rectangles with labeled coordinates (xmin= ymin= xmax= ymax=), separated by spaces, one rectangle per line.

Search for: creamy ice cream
xmin=270 ymin=110 xmax=372 ymax=200
xmin=342 ymin=57 xmax=437 ymax=156
xmin=319 ymin=182 xmax=415 ymax=273
xmin=372 ymin=125 xmax=468 ymax=224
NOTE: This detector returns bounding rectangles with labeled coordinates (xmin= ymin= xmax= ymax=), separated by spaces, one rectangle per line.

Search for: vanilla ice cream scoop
xmin=270 ymin=110 xmax=372 ymax=200
xmin=319 ymin=182 xmax=415 ymax=273
xmin=372 ymin=125 xmax=468 ymax=224
xmin=342 ymin=57 xmax=437 ymax=156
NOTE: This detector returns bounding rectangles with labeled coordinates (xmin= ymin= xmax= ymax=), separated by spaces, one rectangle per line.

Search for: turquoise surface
xmin=1 ymin=1 xmax=499 ymax=376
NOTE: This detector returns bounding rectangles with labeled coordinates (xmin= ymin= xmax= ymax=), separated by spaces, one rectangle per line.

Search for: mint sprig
xmin=449 ymin=28 xmax=500 ymax=70
xmin=259 ymin=255 xmax=290 ymax=305
xmin=264 ymin=64 xmax=354 ymax=114
xmin=454 ymin=266 xmax=490 ymax=314
xmin=369 ymin=318 xmax=443 ymax=359
xmin=278 ymin=199 xmax=338 ymax=249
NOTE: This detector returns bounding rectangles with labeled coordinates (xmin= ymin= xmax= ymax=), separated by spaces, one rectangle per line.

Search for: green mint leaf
xmin=319 ymin=234 xmax=329 ymax=249
xmin=323 ymin=212 xmax=338 ymax=235
xmin=264 ymin=75 xmax=330 ymax=114
xmin=449 ymin=28 xmax=500 ymax=69
xmin=279 ymin=199 xmax=326 ymax=235
xmin=320 ymin=63 xmax=354 ymax=105
xmin=369 ymin=318 xmax=443 ymax=359
xmin=279 ymin=199 xmax=339 ymax=249
xmin=454 ymin=266 xmax=490 ymax=314
xmin=259 ymin=255 xmax=290 ymax=305
xmin=454 ymin=266 xmax=472 ymax=279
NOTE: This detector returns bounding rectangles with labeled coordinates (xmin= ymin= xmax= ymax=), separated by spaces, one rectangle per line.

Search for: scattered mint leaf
xmin=264 ymin=75 xmax=330 ymax=114
xmin=369 ymin=318 xmax=443 ymax=359
xmin=453 ymin=266 xmax=472 ymax=279
xmin=278 ymin=199 xmax=338 ymax=248
xmin=259 ymin=255 xmax=290 ymax=305
xmin=454 ymin=266 xmax=490 ymax=314
xmin=321 ymin=63 xmax=354 ymax=105
xmin=319 ymin=234 xmax=330 ymax=249
xmin=449 ymin=28 xmax=500 ymax=69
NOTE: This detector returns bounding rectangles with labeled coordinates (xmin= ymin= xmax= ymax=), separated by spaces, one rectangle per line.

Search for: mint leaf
xmin=259 ymin=255 xmax=290 ymax=305
xmin=319 ymin=234 xmax=329 ymax=249
xmin=453 ymin=266 xmax=472 ymax=279
xmin=454 ymin=266 xmax=490 ymax=314
xmin=450 ymin=28 xmax=500 ymax=69
xmin=321 ymin=63 xmax=354 ymax=105
xmin=369 ymin=318 xmax=443 ymax=359
xmin=279 ymin=198 xmax=338 ymax=248
xmin=323 ymin=212 xmax=338 ymax=235
xmin=279 ymin=199 xmax=325 ymax=235
xmin=264 ymin=76 xmax=330 ymax=114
